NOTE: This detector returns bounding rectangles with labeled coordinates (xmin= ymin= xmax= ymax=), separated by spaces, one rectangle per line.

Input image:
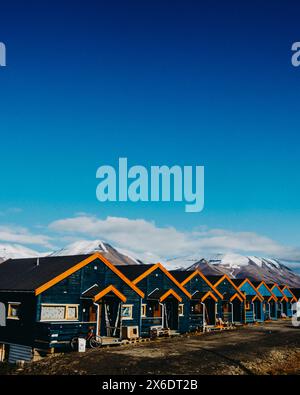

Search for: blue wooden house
xmin=280 ymin=285 xmax=297 ymax=317
xmin=0 ymin=253 xmax=144 ymax=363
xmin=232 ymin=279 xmax=264 ymax=323
xmin=252 ymin=281 xmax=278 ymax=320
xmin=170 ymin=270 xmax=223 ymax=330
xmin=117 ymin=263 xmax=192 ymax=337
xmin=268 ymin=284 xmax=288 ymax=319
xmin=206 ymin=275 xmax=246 ymax=324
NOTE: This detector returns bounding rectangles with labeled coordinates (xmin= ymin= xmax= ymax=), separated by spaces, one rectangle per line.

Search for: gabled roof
xmin=116 ymin=264 xmax=156 ymax=281
xmin=208 ymin=274 xmax=246 ymax=300
xmin=252 ymin=280 xmax=278 ymax=301
xmin=0 ymin=253 xmax=144 ymax=298
xmin=0 ymin=254 xmax=90 ymax=291
xmin=117 ymin=263 xmax=192 ymax=299
xmin=81 ymin=284 xmax=101 ymax=298
xmin=169 ymin=270 xmax=191 ymax=283
xmin=280 ymin=285 xmax=297 ymax=301
xmin=233 ymin=278 xmax=264 ymax=301
xmin=160 ymin=289 xmax=182 ymax=302
xmin=291 ymin=288 xmax=300 ymax=299
xmin=170 ymin=269 xmax=223 ymax=299
xmin=191 ymin=290 xmax=218 ymax=302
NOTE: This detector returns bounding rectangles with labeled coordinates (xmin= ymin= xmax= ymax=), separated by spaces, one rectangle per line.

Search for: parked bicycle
xmin=70 ymin=327 xmax=103 ymax=350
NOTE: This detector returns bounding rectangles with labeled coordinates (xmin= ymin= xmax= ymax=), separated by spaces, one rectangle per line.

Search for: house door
xmin=98 ymin=298 xmax=121 ymax=337
xmin=232 ymin=300 xmax=242 ymax=323
xmin=204 ymin=298 xmax=216 ymax=325
xmin=164 ymin=298 xmax=179 ymax=330
xmin=254 ymin=300 xmax=262 ymax=320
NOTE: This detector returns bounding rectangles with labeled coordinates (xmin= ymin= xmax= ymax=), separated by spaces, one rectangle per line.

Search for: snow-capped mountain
xmin=49 ymin=240 xmax=144 ymax=266
xmin=185 ymin=253 xmax=300 ymax=287
xmin=0 ymin=243 xmax=40 ymax=263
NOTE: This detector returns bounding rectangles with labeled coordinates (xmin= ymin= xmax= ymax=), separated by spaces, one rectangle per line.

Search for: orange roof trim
xmin=181 ymin=270 xmax=223 ymax=299
xmin=214 ymin=274 xmax=246 ymax=300
xmin=238 ymin=278 xmax=264 ymax=301
xmin=35 ymin=253 xmax=144 ymax=298
xmin=94 ymin=285 xmax=127 ymax=303
xmin=201 ymin=290 xmax=218 ymax=302
xmin=132 ymin=263 xmax=192 ymax=299
xmin=160 ymin=289 xmax=182 ymax=303
xmin=230 ymin=293 xmax=244 ymax=302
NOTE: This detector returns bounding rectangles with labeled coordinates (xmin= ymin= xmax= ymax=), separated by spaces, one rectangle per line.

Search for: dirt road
xmin=4 ymin=320 xmax=300 ymax=375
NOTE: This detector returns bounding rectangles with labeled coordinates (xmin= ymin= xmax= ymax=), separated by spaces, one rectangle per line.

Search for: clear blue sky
xmin=0 ymin=1 xmax=300 ymax=262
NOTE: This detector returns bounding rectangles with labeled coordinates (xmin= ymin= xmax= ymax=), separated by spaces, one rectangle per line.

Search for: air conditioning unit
xmin=121 ymin=326 xmax=139 ymax=340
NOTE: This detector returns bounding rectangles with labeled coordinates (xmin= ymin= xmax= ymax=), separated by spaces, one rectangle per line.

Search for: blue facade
xmin=134 ymin=266 xmax=191 ymax=336
xmin=281 ymin=287 xmax=296 ymax=317
xmin=0 ymin=256 xmax=143 ymax=353
xmin=181 ymin=272 xmax=220 ymax=330
xmin=256 ymin=283 xmax=277 ymax=321
xmin=237 ymin=280 xmax=263 ymax=323
xmin=213 ymin=277 xmax=245 ymax=324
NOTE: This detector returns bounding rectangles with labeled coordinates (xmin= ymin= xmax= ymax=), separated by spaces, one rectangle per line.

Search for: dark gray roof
xmin=81 ymin=284 xmax=101 ymax=298
xmin=169 ymin=270 xmax=191 ymax=283
xmin=232 ymin=279 xmax=246 ymax=287
xmin=291 ymin=288 xmax=300 ymax=299
xmin=205 ymin=275 xmax=224 ymax=285
xmin=115 ymin=264 xmax=156 ymax=281
xmin=0 ymin=254 xmax=92 ymax=292
xmin=147 ymin=288 xmax=166 ymax=300
xmin=191 ymin=290 xmax=215 ymax=300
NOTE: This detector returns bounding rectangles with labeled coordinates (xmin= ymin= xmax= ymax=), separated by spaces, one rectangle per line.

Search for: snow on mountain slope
xmin=0 ymin=243 xmax=40 ymax=263
xmin=186 ymin=253 xmax=300 ymax=287
xmin=49 ymin=240 xmax=144 ymax=266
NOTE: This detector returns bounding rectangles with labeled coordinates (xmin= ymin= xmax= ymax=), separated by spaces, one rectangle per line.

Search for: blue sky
xmin=0 ymin=1 xmax=300 ymax=267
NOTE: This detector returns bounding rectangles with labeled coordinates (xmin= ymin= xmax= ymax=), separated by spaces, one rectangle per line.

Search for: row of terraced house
xmin=0 ymin=253 xmax=299 ymax=363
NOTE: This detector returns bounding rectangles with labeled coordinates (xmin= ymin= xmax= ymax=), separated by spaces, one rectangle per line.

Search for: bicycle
xmin=70 ymin=327 xmax=103 ymax=350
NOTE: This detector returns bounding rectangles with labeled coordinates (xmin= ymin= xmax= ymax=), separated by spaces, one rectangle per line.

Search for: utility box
xmin=78 ymin=338 xmax=86 ymax=353
xmin=122 ymin=326 xmax=139 ymax=340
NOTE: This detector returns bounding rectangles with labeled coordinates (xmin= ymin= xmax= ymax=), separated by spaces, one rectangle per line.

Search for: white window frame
xmin=40 ymin=303 xmax=79 ymax=322
xmin=7 ymin=302 xmax=21 ymax=320
xmin=178 ymin=304 xmax=184 ymax=316
xmin=121 ymin=304 xmax=133 ymax=320
xmin=141 ymin=304 xmax=147 ymax=318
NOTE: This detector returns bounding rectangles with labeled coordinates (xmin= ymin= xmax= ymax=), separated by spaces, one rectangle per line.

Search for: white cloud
xmin=0 ymin=207 xmax=23 ymax=216
xmin=48 ymin=215 xmax=300 ymax=262
xmin=0 ymin=225 xmax=53 ymax=248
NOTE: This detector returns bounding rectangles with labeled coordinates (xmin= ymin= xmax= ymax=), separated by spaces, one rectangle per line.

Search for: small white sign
xmin=78 ymin=338 xmax=86 ymax=352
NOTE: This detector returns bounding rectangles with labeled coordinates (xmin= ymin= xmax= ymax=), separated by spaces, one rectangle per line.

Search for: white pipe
xmin=93 ymin=302 xmax=99 ymax=336
xmin=159 ymin=302 xmax=164 ymax=328
xmin=267 ymin=302 xmax=271 ymax=319
xmin=201 ymin=302 xmax=206 ymax=332
xmin=230 ymin=302 xmax=234 ymax=323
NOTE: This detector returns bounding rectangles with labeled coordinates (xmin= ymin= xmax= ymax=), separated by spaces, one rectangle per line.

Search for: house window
xmin=178 ymin=304 xmax=184 ymax=316
xmin=141 ymin=304 xmax=147 ymax=317
xmin=191 ymin=303 xmax=202 ymax=314
xmin=7 ymin=303 xmax=20 ymax=320
xmin=121 ymin=305 xmax=133 ymax=320
xmin=40 ymin=304 xmax=78 ymax=321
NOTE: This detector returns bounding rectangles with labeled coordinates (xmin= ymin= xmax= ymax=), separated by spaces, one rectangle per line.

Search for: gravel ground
xmin=1 ymin=320 xmax=299 ymax=375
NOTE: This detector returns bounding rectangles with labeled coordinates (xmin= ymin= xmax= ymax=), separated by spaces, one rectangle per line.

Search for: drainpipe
xmin=93 ymin=302 xmax=99 ymax=336
xmin=280 ymin=302 xmax=283 ymax=318
xmin=230 ymin=302 xmax=234 ymax=324
xmin=215 ymin=302 xmax=218 ymax=326
xmin=140 ymin=297 xmax=143 ymax=337
xmin=267 ymin=302 xmax=271 ymax=319
xmin=201 ymin=302 xmax=206 ymax=332
xmin=159 ymin=303 xmax=164 ymax=328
